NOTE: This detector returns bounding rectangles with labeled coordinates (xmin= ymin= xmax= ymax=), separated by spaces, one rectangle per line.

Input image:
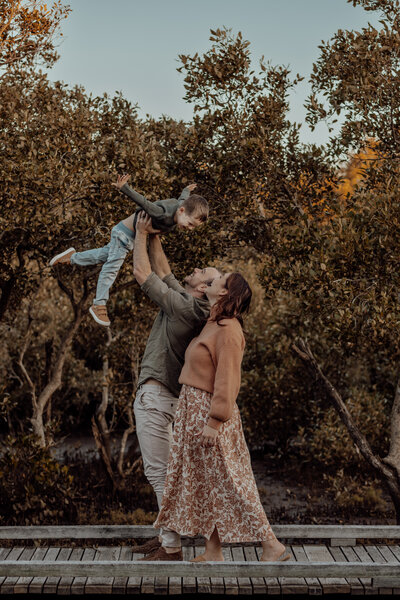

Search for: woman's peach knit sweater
xmin=178 ymin=317 xmax=245 ymax=430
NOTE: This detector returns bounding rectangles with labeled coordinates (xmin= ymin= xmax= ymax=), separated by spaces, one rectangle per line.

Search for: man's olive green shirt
xmin=137 ymin=272 xmax=210 ymax=397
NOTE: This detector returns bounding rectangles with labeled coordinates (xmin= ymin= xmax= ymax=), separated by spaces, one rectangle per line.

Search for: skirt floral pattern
xmin=154 ymin=385 xmax=276 ymax=543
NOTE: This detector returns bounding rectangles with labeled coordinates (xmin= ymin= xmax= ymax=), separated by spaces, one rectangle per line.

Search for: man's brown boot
xmin=139 ymin=547 xmax=183 ymax=561
xmin=131 ymin=537 xmax=161 ymax=554
xmin=89 ymin=305 xmax=111 ymax=327
xmin=49 ymin=247 xmax=76 ymax=266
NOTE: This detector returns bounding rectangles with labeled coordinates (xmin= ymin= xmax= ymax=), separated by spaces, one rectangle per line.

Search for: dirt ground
xmin=252 ymin=457 xmax=395 ymax=525
xmin=50 ymin=436 xmax=397 ymax=526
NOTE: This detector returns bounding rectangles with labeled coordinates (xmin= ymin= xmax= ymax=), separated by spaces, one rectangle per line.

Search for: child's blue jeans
xmin=71 ymin=222 xmax=134 ymax=306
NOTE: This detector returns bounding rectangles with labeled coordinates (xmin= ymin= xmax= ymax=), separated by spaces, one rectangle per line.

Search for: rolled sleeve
xmin=162 ymin=273 xmax=186 ymax=293
xmin=141 ymin=272 xmax=191 ymax=317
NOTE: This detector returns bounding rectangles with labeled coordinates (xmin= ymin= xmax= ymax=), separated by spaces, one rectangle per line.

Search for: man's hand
xmin=186 ymin=183 xmax=197 ymax=192
xmin=199 ymin=424 xmax=219 ymax=447
xmin=136 ymin=211 xmax=161 ymax=235
xmin=112 ymin=173 xmax=130 ymax=190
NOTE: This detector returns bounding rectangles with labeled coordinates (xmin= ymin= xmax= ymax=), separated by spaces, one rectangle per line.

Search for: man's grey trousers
xmin=133 ymin=382 xmax=181 ymax=548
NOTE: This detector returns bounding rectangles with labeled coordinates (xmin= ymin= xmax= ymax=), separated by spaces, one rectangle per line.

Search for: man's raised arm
xmin=132 ymin=219 xmax=152 ymax=286
xmin=148 ymin=235 xmax=172 ymax=279
xmin=133 ymin=213 xmax=191 ymax=317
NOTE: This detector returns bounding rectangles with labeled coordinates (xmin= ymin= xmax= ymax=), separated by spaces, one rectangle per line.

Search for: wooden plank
xmin=70 ymin=546 xmax=95 ymax=595
xmin=278 ymin=545 xmax=308 ymax=595
xmin=154 ymin=558 xmax=169 ymax=596
xmin=141 ymin=546 xmax=155 ymax=595
xmin=182 ymin=546 xmax=196 ymax=594
xmin=341 ymin=545 xmax=368 ymax=594
xmin=2 ymin=557 xmax=399 ymax=578
xmin=231 ymin=547 xmax=252 ymax=595
xmin=243 ymin=546 xmax=266 ymax=594
xmin=304 ymin=544 xmax=350 ymax=594
xmin=168 ymin=569 xmax=182 ymax=596
xmin=2 ymin=523 xmax=400 ymax=540
xmin=207 ymin=544 xmax=224 ymax=596
xmin=43 ymin=546 xmax=72 ymax=594
xmin=29 ymin=547 xmax=60 ymax=594
xmin=85 ymin=546 xmax=120 ymax=594
xmin=58 ymin=547 xmax=84 ymax=595
xmin=0 ymin=546 xmax=25 ymax=594
xmin=292 ymin=545 xmax=322 ymax=595
xmin=14 ymin=547 xmax=44 ymax=594
xmin=386 ymin=545 xmax=400 ymax=595
xmin=0 ymin=525 xmax=155 ymax=540
xmin=385 ymin=546 xmax=400 ymax=594
xmin=388 ymin=545 xmax=400 ymax=561
xmin=9 ymin=547 xmax=35 ymax=594
xmin=126 ymin=549 xmax=143 ymax=594
xmin=0 ymin=549 xmax=12 ymax=589
xmin=329 ymin=545 xmax=364 ymax=595
xmin=370 ymin=544 xmax=400 ymax=591
xmin=222 ymin=545 xmax=238 ymax=595
xmin=112 ymin=545 xmax=131 ymax=594
xmin=331 ymin=538 xmax=357 ymax=546
xmin=194 ymin=546 xmax=211 ymax=594
xmin=353 ymin=545 xmax=379 ymax=595
xmin=255 ymin=545 xmax=280 ymax=595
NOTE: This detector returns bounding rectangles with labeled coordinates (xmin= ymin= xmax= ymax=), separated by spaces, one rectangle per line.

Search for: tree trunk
xmin=31 ymin=306 xmax=86 ymax=446
xmin=92 ymin=327 xmax=115 ymax=482
xmin=293 ymin=338 xmax=400 ymax=523
xmin=383 ymin=376 xmax=400 ymax=481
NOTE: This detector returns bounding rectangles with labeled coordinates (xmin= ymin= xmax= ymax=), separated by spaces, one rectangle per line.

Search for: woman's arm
xmin=200 ymin=327 xmax=245 ymax=446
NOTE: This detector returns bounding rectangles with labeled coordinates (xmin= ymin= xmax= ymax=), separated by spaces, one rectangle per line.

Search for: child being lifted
xmin=49 ymin=174 xmax=209 ymax=327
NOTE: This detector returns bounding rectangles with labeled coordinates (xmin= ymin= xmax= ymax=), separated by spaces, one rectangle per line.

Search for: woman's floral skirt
xmin=154 ymin=385 xmax=276 ymax=542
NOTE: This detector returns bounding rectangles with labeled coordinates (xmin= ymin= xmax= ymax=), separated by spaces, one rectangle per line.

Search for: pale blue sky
xmin=48 ymin=0 xmax=379 ymax=145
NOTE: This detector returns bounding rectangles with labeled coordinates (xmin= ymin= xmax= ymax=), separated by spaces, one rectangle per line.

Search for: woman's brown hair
xmin=211 ymin=272 xmax=252 ymax=327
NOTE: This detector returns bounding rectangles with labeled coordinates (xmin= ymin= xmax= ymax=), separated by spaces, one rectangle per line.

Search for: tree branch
xmin=292 ymin=338 xmax=400 ymax=498
xmin=383 ymin=374 xmax=400 ymax=480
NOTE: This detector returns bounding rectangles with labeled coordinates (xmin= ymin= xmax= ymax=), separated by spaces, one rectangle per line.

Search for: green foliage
xmin=307 ymin=0 xmax=400 ymax=162
xmin=0 ymin=434 xmax=76 ymax=524
xmin=324 ymin=472 xmax=389 ymax=512
xmin=2 ymin=1 xmax=400 ymax=520
xmin=298 ymin=388 xmax=390 ymax=469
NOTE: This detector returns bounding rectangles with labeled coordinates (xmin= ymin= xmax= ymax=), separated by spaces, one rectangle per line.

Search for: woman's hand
xmin=199 ymin=424 xmax=219 ymax=446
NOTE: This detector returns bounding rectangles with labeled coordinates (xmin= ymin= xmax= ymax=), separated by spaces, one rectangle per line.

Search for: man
xmin=132 ymin=211 xmax=221 ymax=561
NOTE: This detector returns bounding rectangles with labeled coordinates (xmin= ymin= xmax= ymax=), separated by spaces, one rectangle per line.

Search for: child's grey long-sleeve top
xmin=120 ymin=183 xmax=190 ymax=233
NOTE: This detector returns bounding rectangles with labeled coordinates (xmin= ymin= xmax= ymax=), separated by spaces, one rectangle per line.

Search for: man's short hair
xmin=182 ymin=194 xmax=209 ymax=222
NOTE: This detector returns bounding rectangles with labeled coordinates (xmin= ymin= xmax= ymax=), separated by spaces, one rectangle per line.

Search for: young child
xmin=50 ymin=174 xmax=209 ymax=327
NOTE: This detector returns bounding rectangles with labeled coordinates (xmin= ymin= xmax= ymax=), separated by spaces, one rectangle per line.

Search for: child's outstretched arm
xmin=112 ymin=174 xmax=164 ymax=218
xmin=178 ymin=182 xmax=197 ymax=201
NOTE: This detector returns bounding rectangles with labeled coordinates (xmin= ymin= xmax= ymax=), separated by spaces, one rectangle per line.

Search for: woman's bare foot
xmin=260 ymin=539 xmax=290 ymax=562
xmin=191 ymin=551 xmax=224 ymax=562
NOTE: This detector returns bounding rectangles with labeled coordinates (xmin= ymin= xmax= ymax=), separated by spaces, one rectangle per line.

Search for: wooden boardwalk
xmin=1 ymin=525 xmax=400 ymax=595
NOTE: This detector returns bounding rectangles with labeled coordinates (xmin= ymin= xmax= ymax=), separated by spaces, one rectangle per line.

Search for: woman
xmin=154 ymin=272 xmax=289 ymax=562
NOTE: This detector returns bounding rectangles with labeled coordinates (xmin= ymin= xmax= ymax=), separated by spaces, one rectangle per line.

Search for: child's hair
xmin=182 ymin=194 xmax=209 ymax=222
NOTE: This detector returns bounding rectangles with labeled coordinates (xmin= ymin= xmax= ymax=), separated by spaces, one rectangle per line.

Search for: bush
xmin=0 ymin=434 xmax=76 ymax=525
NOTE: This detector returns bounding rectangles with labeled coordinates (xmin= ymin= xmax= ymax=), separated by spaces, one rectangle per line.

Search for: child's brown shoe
xmin=49 ymin=247 xmax=76 ymax=266
xmin=89 ymin=305 xmax=111 ymax=327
